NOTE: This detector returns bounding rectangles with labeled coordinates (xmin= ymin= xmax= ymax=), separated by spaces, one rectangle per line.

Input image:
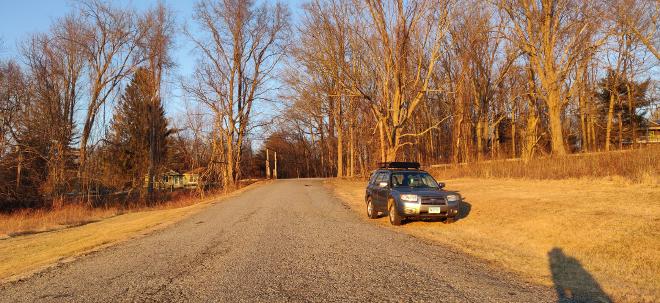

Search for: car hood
xmin=393 ymin=187 xmax=458 ymax=197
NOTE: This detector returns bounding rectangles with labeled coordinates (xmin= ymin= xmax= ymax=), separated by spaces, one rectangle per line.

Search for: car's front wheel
xmin=388 ymin=201 xmax=402 ymax=226
xmin=366 ymin=197 xmax=378 ymax=219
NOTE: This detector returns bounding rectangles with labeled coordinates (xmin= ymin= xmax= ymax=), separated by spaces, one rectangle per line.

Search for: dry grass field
xmin=430 ymin=146 xmax=659 ymax=184
xmin=329 ymin=177 xmax=660 ymax=302
xmin=0 ymin=181 xmax=265 ymax=282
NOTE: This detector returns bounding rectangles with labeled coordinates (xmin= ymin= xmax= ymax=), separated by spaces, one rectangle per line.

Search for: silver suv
xmin=365 ymin=162 xmax=461 ymax=225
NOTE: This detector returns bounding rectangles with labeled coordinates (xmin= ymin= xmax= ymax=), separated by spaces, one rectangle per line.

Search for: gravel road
xmin=0 ymin=179 xmax=555 ymax=302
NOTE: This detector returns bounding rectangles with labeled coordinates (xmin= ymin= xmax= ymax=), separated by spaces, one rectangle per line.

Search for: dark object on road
xmin=365 ymin=162 xmax=461 ymax=225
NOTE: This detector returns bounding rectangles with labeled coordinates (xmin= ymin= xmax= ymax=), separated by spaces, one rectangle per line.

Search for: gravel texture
xmin=0 ymin=179 xmax=555 ymax=302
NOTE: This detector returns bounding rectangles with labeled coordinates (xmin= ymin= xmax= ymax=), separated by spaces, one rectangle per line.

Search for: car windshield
xmin=391 ymin=172 xmax=439 ymax=188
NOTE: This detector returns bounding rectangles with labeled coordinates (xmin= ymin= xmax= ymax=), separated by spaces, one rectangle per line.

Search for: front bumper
xmin=399 ymin=201 xmax=459 ymax=218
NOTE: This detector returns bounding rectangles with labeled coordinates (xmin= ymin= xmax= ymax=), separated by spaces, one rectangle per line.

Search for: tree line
xmin=274 ymin=0 xmax=659 ymax=178
xmin=0 ymin=0 xmax=288 ymax=210
xmin=0 ymin=0 xmax=658 ymax=210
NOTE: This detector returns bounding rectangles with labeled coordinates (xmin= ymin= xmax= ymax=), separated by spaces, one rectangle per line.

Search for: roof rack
xmin=378 ymin=162 xmax=421 ymax=170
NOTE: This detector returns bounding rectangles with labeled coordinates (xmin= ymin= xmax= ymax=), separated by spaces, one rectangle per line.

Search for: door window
xmin=369 ymin=172 xmax=379 ymax=185
xmin=375 ymin=172 xmax=389 ymax=185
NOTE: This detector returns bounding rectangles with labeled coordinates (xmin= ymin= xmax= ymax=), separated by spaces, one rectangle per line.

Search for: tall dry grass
xmin=0 ymin=188 xmax=230 ymax=238
xmin=429 ymin=146 xmax=659 ymax=183
xmin=0 ymin=204 xmax=120 ymax=238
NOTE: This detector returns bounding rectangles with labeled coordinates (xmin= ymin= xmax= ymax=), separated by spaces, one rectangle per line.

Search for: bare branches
xmin=184 ymin=0 xmax=289 ymax=186
xmin=76 ymin=0 xmax=145 ymax=187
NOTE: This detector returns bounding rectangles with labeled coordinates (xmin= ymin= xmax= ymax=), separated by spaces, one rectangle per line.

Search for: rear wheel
xmin=366 ymin=197 xmax=378 ymax=219
xmin=388 ymin=201 xmax=402 ymax=226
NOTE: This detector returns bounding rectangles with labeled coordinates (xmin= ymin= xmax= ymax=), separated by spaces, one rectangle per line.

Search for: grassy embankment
xmin=0 ymin=181 xmax=264 ymax=282
xmin=329 ymin=147 xmax=659 ymax=302
xmin=1 ymin=191 xmax=210 ymax=238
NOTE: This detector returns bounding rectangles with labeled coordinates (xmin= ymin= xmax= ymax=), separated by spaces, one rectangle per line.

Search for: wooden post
xmin=266 ymin=149 xmax=271 ymax=179
xmin=274 ymin=151 xmax=278 ymax=179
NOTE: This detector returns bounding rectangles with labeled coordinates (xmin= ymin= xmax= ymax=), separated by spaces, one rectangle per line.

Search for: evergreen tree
xmin=596 ymin=70 xmax=651 ymax=145
xmin=104 ymin=68 xmax=170 ymax=192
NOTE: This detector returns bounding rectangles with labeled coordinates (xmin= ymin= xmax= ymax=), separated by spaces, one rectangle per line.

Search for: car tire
xmin=388 ymin=201 xmax=403 ymax=226
xmin=367 ymin=197 xmax=378 ymax=219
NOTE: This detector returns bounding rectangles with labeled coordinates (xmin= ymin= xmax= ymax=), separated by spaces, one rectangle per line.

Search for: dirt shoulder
xmin=327 ymin=177 xmax=660 ymax=303
xmin=0 ymin=181 xmax=266 ymax=283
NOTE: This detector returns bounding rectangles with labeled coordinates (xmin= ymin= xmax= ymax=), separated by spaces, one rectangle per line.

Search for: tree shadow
xmin=549 ymin=247 xmax=612 ymax=303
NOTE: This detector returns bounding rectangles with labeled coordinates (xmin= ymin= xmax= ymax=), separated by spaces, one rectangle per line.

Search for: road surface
xmin=0 ymin=179 xmax=555 ymax=302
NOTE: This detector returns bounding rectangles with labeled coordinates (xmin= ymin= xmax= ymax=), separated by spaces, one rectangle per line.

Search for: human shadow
xmin=548 ymin=247 xmax=612 ymax=303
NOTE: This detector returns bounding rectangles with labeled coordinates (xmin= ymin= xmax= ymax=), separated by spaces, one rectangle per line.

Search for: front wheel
xmin=367 ymin=197 xmax=378 ymax=219
xmin=388 ymin=202 xmax=402 ymax=226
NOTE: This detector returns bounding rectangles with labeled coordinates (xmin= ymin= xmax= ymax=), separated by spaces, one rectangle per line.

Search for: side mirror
xmin=438 ymin=182 xmax=445 ymax=189
xmin=378 ymin=182 xmax=389 ymax=188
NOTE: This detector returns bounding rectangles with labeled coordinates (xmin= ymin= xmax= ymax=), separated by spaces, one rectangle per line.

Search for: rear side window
xmin=369 ymin=172 xmax=379 ymax=184
xmin=375 ymin=172 xmax=389 ymax=184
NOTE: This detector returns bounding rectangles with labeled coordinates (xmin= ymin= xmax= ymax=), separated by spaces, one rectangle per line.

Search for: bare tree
xmin=357 ymin=0 xmax=451 ymax=161
xmin=76 ymin=0 xmax=143 ymax=192
xmin=19 ymin=15 xmax=85 ymax=201
xmin=500 ymin=0 xmax=605 ymax=155
xmin=185 ymin=0 xmax=289 ymax=187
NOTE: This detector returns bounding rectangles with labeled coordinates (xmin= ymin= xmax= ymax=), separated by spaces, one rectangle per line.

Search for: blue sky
xmin=0 ymin=0 xmax=304 ymax=125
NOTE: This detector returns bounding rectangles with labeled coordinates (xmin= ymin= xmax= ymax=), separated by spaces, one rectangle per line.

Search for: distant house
xmin=145 ymin=169 xmax=202 ymax=190
xmin=182 ymin=167 xmax=204 ymax=189
xmin=637 ymin=120 xmax=660 ymax=144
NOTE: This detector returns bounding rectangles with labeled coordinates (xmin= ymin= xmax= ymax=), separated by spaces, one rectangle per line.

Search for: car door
xmin=366 ymin=172 xmax=379 ymax=202
xmin=374 ymin=172 xmax=390 ymax=210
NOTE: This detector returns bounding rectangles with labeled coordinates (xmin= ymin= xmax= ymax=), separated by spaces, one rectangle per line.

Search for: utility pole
xmin=266 ymin=149 xmax=271 ymax=179
xmin=274 ymin=151 xmax=278 ymax=179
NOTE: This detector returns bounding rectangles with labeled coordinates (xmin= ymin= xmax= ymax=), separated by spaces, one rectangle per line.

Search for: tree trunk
xmin=226 ymin=137 xmax=235 ymax=188
xmin=580 ymin=104 xmax=588 ymax=152
xmin=605 ymin=90 xmax=616 ymax=151
xmin=273 ymin=151 xmax=277 ymax=179
xmin=627 ymin=82 xmax=636 ymax=148
xmin=618 ymin=111 xmax=623 ymax=150
xmin=337 ymin=127 xmax=343 ymax=177
xmin=16 ymin=147 xmax=22 ymax=190
xmin=476 ymin=119 xmax=484 ymax=161
xmin=385 ymin=125 xmax=399 ymax=162
xmin=589 ymin=110 xmax=597 ymax=151
xmin=378 ymin=119 xmax=386 ymax=163
xmin=511 ymin=110 xmax=516 ymax=158
xmin=522 ymin=108 xmax=539 ymax=161
xmin=546 ymin=89 xmax=566 ymax=155
xmin=349 ymin=125 xmax=354 ymax=177
xmin=78 ymin=124 xmax=90 ymax=186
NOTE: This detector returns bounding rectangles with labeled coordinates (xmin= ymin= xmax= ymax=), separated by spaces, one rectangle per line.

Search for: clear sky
xmin=0 ymin=0 xmax=304 ymax=126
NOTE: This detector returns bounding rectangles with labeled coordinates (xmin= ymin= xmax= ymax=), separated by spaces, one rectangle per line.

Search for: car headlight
xmin=400 ymin=194 xmax=418 ymax=202
xmin=446 ymin=194 xmax=459 ymax=202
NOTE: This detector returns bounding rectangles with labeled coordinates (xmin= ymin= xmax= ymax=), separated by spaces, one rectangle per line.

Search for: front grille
xmin=421 ymin=196 xmax=446 ymax=205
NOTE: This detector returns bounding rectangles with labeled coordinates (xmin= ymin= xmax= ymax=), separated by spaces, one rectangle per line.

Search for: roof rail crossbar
xmin=378 ymin=162 xmax=421 ymax=170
